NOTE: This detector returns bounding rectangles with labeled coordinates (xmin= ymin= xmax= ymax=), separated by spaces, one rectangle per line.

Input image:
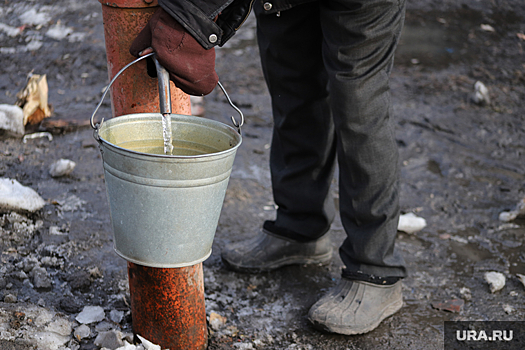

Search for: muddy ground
xmin=0 ymin=0 xmax=524 ymax=349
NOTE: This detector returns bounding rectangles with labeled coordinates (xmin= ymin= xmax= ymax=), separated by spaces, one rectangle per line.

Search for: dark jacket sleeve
xmin=159 ymin=0 xmax=253 ymax=50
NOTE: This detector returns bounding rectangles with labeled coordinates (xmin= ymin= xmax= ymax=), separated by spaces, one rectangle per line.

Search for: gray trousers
xmin=255 ymin=0 xmax=407 ymax=280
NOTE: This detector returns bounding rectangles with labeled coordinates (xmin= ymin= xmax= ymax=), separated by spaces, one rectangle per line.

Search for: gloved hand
xmin=130 ymin=7 xmax=219 ymax=96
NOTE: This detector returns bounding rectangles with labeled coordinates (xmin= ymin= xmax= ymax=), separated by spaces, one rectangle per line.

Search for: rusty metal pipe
xmin=98 ymin=1 xmax=206 ymax=349
xmin=128 ymin=262 xmax=208 ymax=350
xmin=98 ymin=0 xmax=190 ymax=117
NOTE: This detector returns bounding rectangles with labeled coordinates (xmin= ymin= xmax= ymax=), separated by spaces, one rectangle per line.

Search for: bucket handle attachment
xmin=90 ymin=52 xmax=244 ymax=134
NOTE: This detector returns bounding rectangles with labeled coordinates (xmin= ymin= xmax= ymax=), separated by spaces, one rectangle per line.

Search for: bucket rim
xmin=96 ymin=113 xmax=242 ymax=159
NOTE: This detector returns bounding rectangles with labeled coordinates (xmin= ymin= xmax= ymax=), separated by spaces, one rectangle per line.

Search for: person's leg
xmin=324 ymin=0 xmax=407 ymax=282
xmin=222 ymin=1 xmax=337 ymax=271
xmin=257 ymin=1 xmax=337 ymax=241
xmin=308 ymin=0 xmax=407 ymax=334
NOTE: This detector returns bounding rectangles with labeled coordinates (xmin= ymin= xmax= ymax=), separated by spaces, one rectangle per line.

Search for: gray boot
xmin=308 ymin=279 xmax=403 ymax=335
xmin=221 ymin=229 xmax=332 ymax=272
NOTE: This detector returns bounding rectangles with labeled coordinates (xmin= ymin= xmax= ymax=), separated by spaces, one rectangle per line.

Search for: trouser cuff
xmin=342 ymin=269 xmax=403 ymax=285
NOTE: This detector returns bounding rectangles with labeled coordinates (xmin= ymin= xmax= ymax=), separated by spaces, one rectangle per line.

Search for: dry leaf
xmin=16 ymin=74 xmax=52 ymax=125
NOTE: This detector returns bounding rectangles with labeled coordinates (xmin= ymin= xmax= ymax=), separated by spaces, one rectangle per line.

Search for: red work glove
xmin=130 ymin=7 xmax=219 ymax=96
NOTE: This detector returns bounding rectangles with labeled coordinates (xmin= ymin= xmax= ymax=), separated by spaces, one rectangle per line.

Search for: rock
xmin=94 ymin=330 xmax=124 ymax=349
xmin=484 ymin=272 xmax=506 ymax=293
xmin=95 ymin=320 xmax=115 ymax=332
xmin=459 ymin=287 xmax=472 ymax=301
xmin=209 ymin=311 xmax=227 ymax=331
xmin=499 ymin=197 xmax=525 ymax=222
xmin=398 ymin=213 xmax=427 ymax=234
xmin=4 ymin=294 xmax=17 ymax=303
xmin=68 ymin=270 xmax=91 ymax=291
xmin=0 ymin=104 xmax=24 ymax=135
xmin=76 ymin=306 xmax=105 ymax=324
xmin=503 ymin=304 xmax=515 ymax=314
xmin=74 ymin=324 xmax=91 ymax=340
xmin=137 ymin=334 xmax=162 ymax=350
xmin=49 ymin=159 xmax=76 ymax=177
xmin=60 ymin=297 xmax=81 ymax=313
xmin=30 ymin=266 xmax=52 ymax=290
xmin=109 ymin=309 xmax=125 ymax=324
xmin=472 ymin=81 xmax=490 ymax=105
xmin=431 ymin=299 xmax=464 ymax=313
xmin=0 ymin=178 xmax=46 ymax=212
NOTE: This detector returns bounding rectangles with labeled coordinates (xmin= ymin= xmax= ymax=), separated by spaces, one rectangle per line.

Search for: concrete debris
xmin=109 ymin=309 xmax=125 ymax=324
xmin=233 ymin=342 xmax=255 ymax=349
xmin=76 ymin=305 xmax=106 ymax=324
xmin=137 ymin=334 xmax=162 ymax=350
xmin=472 ymin=81 xmax=490 ymax=105
xmin=0 ymin=178 xmax=46 ymax=212
xmin=30 ymin=266 xmax=52 ymax=290
xmin=517 ymin=274 xmax=525 ymax=289
xmin=49 ymin=158 xmax=76 ymax=177
xmin=0 ymin=104 xmax=24 ymax=135
xmin=94 ymin=330 xmax=125 ymax=349
xmin=209 ymin=311 xmax=227 ymax=331
xmin=397 ymin=212 xmax=427 ymax=234
xmin=484 ymin=272 xmax=506 ymax=293
xmin=0 ymin=304 xmax=73 ymax=349
xmin=74 ymin=324 xmax=91 ymax=340
xmin=498 ymin=197 xmax=525 ymax=222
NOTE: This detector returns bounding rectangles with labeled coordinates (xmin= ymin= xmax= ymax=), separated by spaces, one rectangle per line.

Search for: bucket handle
xmin=90 ymin=52 xmax=244 ymax=134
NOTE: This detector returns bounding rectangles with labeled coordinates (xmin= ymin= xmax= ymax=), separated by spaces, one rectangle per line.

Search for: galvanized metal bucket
xmin=91 ymin=54 xmax=242 ymax=268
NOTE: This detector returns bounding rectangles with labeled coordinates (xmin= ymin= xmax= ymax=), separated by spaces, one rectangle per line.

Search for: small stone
xmin=431 ymin=299 xmax=464 ymax=313
xmin=472 ymin=81 xmax=490 ymax=105
xmin=95 ymin=320 xmax=114 ymax=332
xmin=459 ymin=287 xmax=472 ymax=301
xmin=209 ymin=312 xmax=227 ymax=331
xmin=94 ymin=330 xmax=124 ymax=349
xmin=76 ymin=305 xmax=105 ymax=324
xmin=60 ymin=297 xmax=81 ymax=313
xmin=4 ymin=294 xmax=17 ymax=303
xmin=49 ymin=159 xmax=76 ymax=177
xmin=68 ymin=270 xmax=91 ymax=291
xmin=31 ymin=266 xmax=52 ymax=289
xmin=74 ymin=324 xmax=91 ymax=340
xmin=0 ymin=277 xmax=6 ymax=289
xmin=37 ymin=298 xmax=45 ymax=307
xmin=503 ymin=304 xmax=515 ymax=314
xmin=109 ymin=310 xmax=124 ymax=324
xmin=484 ymin=272 xmax=506 ymax=293
xmin=397 ymin=213 xmax=427 ymax=234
